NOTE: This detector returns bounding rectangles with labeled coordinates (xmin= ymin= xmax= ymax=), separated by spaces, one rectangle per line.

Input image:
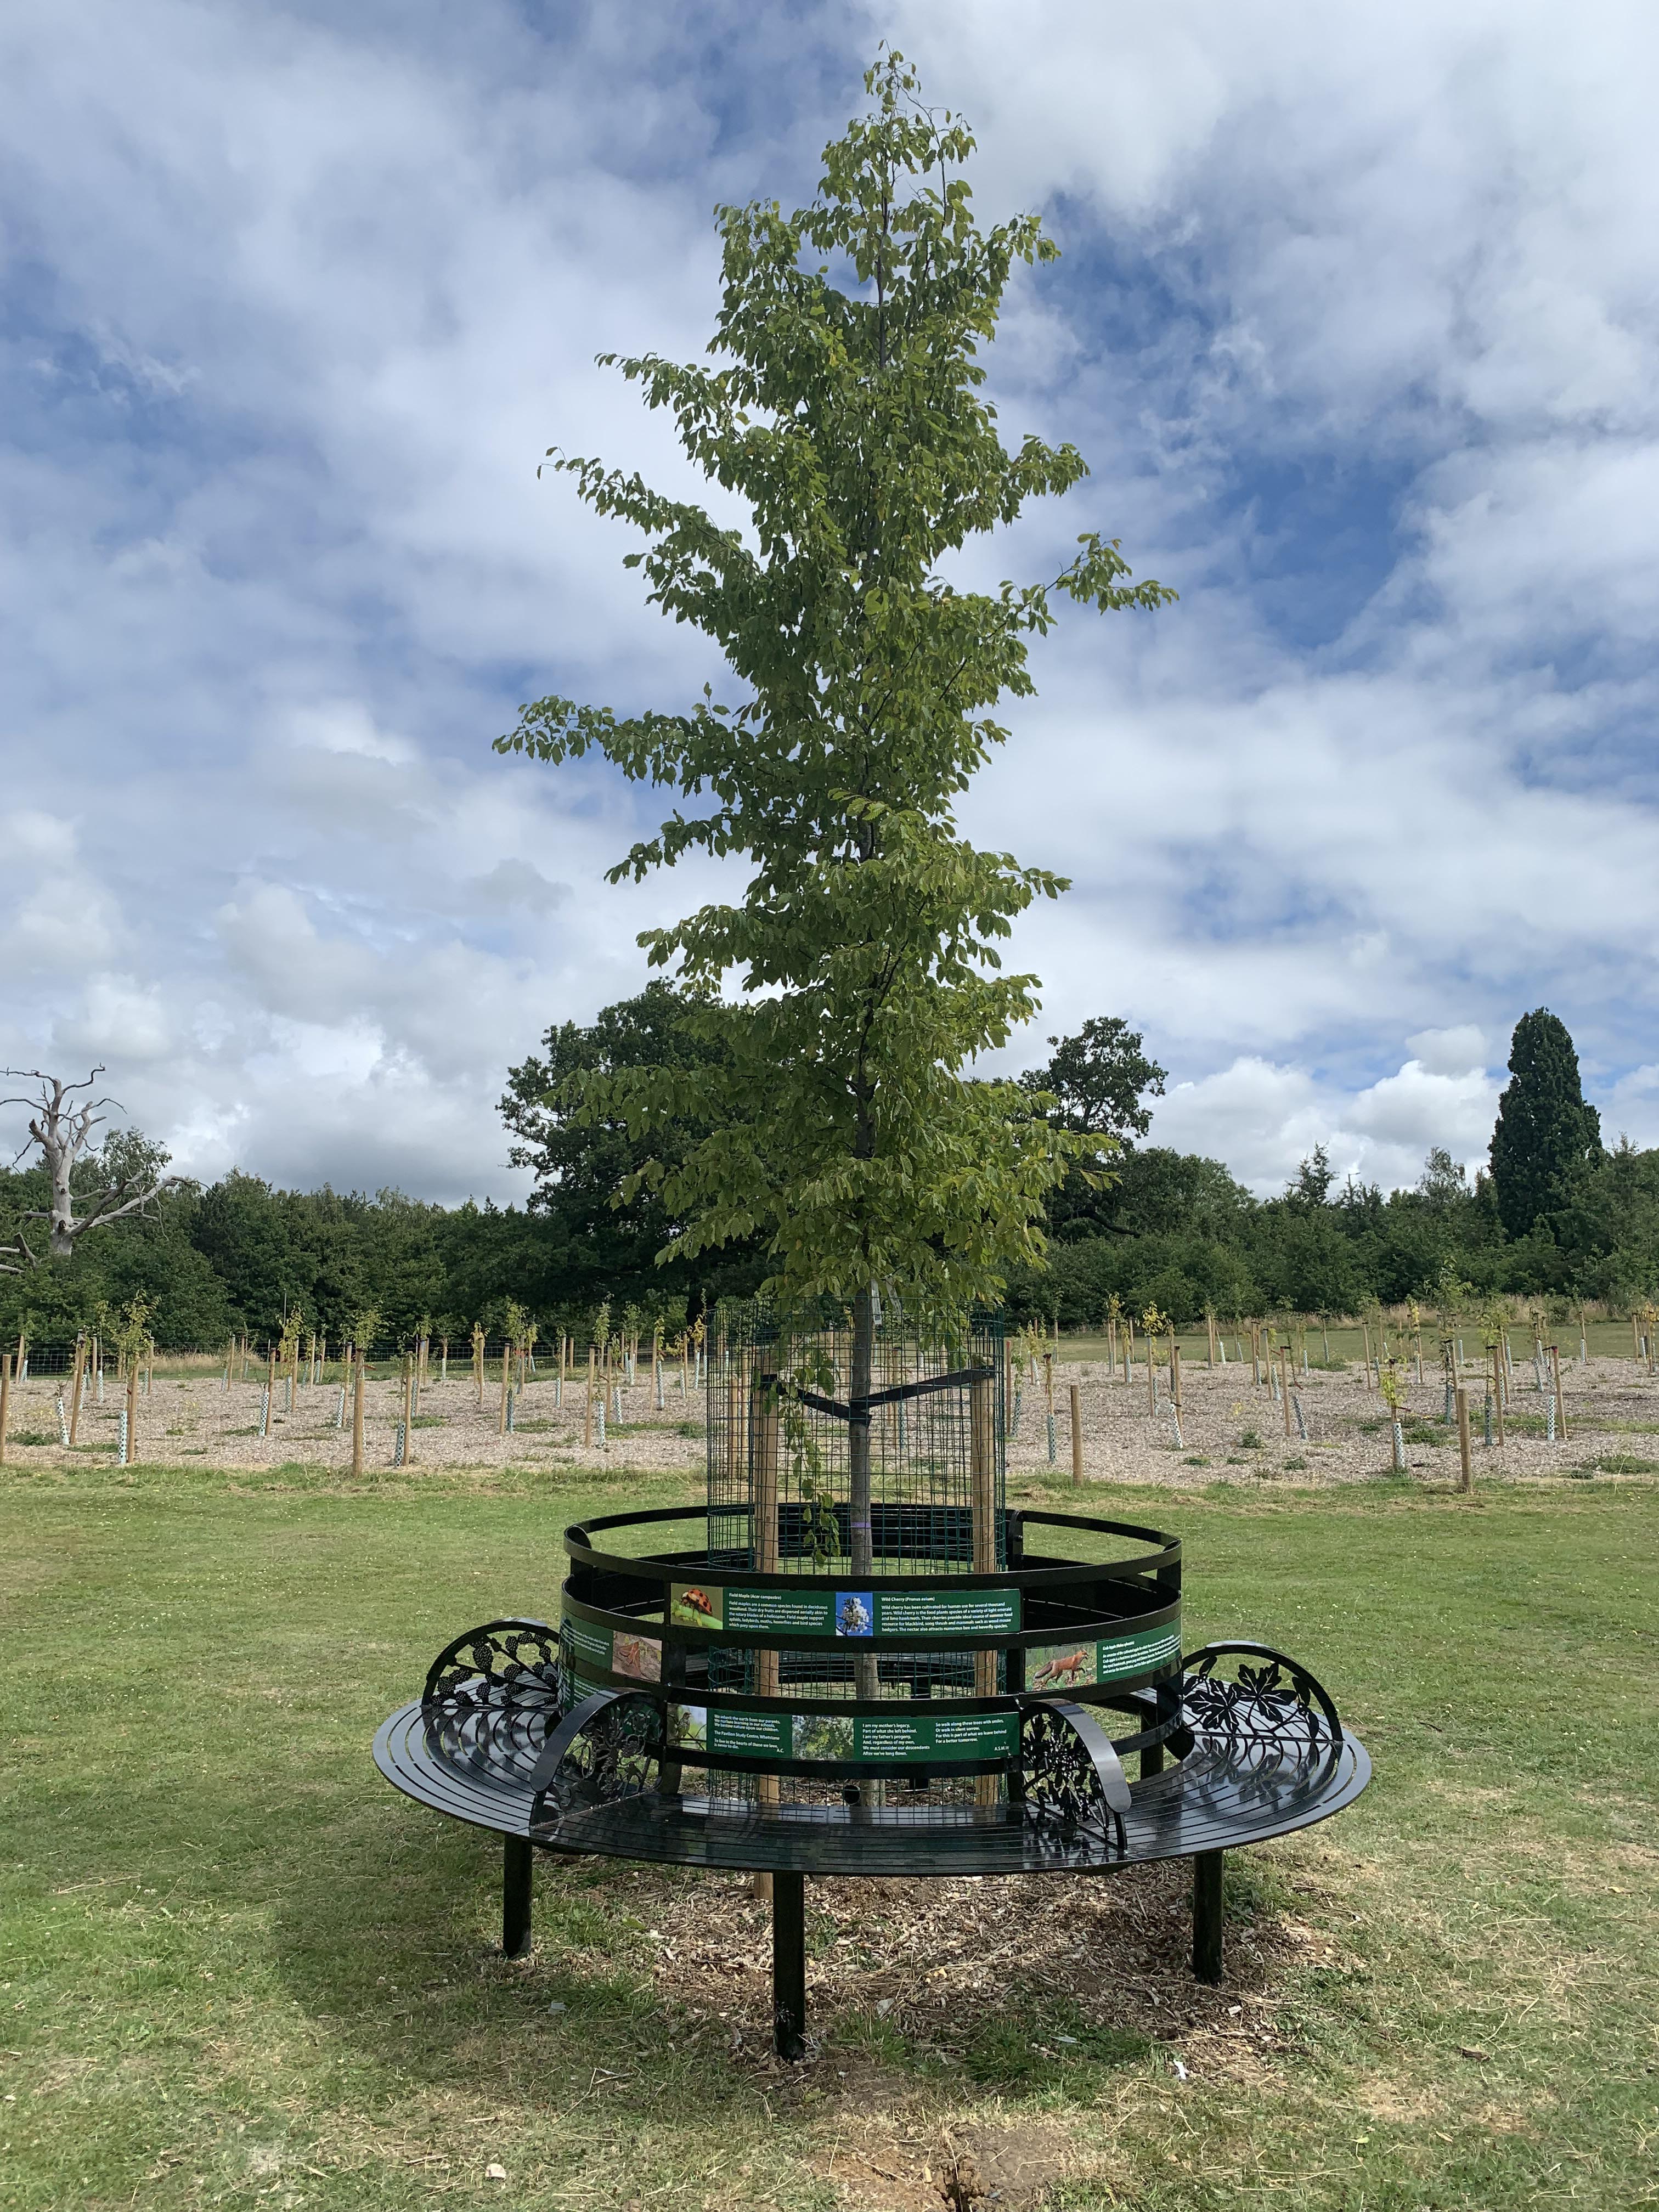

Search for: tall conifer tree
xmin=1489 ymin=1009 xmax=1601 ymax=1239
xmin=498 ymin=53 xmax=1173 ymax=1582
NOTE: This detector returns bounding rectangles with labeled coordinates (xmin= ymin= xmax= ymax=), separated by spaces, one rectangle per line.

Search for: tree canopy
xmin=1020 ymin=1016 xmax=1166 ymax=1141
xmin=1489 ymin=1009 xmax=1603 ymax=1239
xmin=497 ymin=53 xmax=1174 ymax=1345
xmin=499 ymin=983 xmax=764 ymax=1311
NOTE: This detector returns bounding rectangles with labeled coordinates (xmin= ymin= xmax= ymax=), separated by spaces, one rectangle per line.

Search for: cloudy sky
xmin=4 ymin=0 xmax=1656 ymax=1204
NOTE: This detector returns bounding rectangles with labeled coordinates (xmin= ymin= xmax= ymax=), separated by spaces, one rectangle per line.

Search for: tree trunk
xmin=49 ymin=1149 xmax=75 ymax=1256
xmin=848 ymin=1281 xmax=878 ymax=1705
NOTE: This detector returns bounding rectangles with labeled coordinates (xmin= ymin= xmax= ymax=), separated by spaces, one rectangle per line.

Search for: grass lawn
xmin=2 ymin=1460 xmax=1655 ymax=2210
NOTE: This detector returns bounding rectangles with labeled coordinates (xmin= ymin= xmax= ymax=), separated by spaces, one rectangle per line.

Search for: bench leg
xmin=772 ymin=1870 xmax=806 ymax=2061
xmin=1192 ymin=1848 xmax=1223 ymax=1984
xmin=503 ymin=1836 xmax=533 ymax=1958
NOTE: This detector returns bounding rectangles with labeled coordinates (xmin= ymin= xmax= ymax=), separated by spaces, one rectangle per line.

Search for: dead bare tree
xmin=1 ymin=1068 xmax=176 ymax=1272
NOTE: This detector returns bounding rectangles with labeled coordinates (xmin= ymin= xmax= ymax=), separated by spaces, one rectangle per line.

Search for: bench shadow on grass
xmin=268 ymin=1801 xmax=1288 ymax=2108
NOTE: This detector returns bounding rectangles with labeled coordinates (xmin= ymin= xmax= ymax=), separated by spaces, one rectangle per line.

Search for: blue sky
xmin=3 ymin=0 xmax=1657 ymax=1203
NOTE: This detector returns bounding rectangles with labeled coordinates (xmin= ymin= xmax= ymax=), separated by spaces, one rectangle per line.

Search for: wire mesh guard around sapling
xmin=686 ymin=1300 xmax=1007 ymax=1812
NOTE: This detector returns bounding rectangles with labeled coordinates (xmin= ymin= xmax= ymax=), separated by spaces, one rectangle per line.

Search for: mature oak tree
xmin=497 ymin=53 xmax=1174 ymax=1586
xmin=1020 ymin=1015 xmax=1166 ymax=1143
xmin=499 ymin=984 xmax=765 ymax=1311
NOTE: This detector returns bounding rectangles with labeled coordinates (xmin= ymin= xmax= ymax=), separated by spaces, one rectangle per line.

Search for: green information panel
xmin=561 ymin=1604 xmax=662 ymax=1686
xmin=851 ymin=1711 xmax=1019 ymax=1761
xmin=669 ymin=1703 xmax=1018 ymax=1764
xmin=671 ymin=1582 xmax=1020 ymax=1639
xmin=1027 ymin=1616 xmax=1181 ymax=1691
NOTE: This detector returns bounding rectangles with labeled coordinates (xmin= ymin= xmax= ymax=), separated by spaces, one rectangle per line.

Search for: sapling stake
xmin=67 ymin=1332 xmax=86 ymax=1446
xmin=1069 ymin=1383 xmax=1082 ymax=1485
xmin=1455 ymin=1386 xmax=1472 ymax=1493
xmin=121 ymin=1315 xmax=142 ymax=1467
xmin=352 ymin=1348 xmax=365 ymax=1478
xmin=0 ymin=1352 xmax=9 ymax=1465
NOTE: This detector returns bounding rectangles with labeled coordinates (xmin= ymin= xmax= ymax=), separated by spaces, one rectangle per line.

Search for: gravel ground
xmin=0 ymin=1363 xmax=709 ymax=1477
xmin=5 ymin=1348 xmax=1656 ymax=1489
xmin=1001 ymin=1348 xmax=1659 ymax=1489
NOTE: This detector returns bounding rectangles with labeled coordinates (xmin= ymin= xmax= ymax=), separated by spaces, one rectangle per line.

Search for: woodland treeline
xmin=2 ymin=994 xmax=1650 ymax=1350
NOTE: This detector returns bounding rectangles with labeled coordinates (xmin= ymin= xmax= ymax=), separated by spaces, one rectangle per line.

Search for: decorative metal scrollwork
xmin=529 ymin=1690 xmax=665 ymax=1835
xmin=1020 ymin=1699 xmax=1130 ymax=1854
xmin=1180 ymin=1643 xmax=1342 ymax=1800
xmin=1182 ymin=1642 xmax=1341 ymax=1747
xmin=422 ymin=1618 xmax=561 ymax=1713
xmin=419 ymin=1618 xmax=562 ymax=1783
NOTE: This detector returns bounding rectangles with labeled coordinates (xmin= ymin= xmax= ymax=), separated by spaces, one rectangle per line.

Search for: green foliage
xmin=495 ymin=53 xmax=1172 ymax=1326
xmin=498 ymin=983 xmax=764 ymax=1311
xmin=1020 ymin=1015 xmax=1166 ymax=1141
xmin=1490 ymin=1008 xmax=1603 ymax=1239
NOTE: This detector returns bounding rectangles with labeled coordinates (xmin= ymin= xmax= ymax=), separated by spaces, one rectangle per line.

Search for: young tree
xmin=1417 ymin=1146 xmax=1469 ymax=1208
xmin=1290 ymin=1143 xmax=1335 ymax=1207
xmin=497 ymin=53 xmax=1174 ymax=1584
xmin=0 ymin=1069 xmax=176 ymax=1271
xmin=1489 ymin=1010 xmax=1602 ymax=1240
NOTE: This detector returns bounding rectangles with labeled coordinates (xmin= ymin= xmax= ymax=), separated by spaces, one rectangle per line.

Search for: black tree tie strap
xmin=782 ymin=1363 xmax=995 ymax=1429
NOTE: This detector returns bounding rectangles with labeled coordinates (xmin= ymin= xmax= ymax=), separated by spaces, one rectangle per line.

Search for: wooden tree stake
xmin=0 ymin=1352 xmax=10 ymax=1465
xmin=752 ymin=1364 xmax=782 ymax=1882
xmin=351 ymin=1348 xmax=365 ymax=1477
xmin=970 ymin=1373 xmax=998 ymax=1803
xmin=1455 ymin=1386 xmax=1472 ymax=1492
xmin=67 ymin=1333 xmax=87 ymax=1447
xmin=1550 ymin=1344 xmax=1568 ymax=1440
xmin=1069 ymin=1382 xmax=1083 ymax=1485
xmin=1280 ymin=1344 xmax=1293 ymax=1436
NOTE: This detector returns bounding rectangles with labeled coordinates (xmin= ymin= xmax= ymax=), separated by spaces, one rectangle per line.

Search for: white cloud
xmin=465 ymin=860 xmax=570 ymax=915
xmin=1405 ymin=1026 xmax=1487 ymax=1079
xmin=0 ymin=1 xmax=1654 ymax=1212
xmin=1149 ymin=1048 xmax=1502 ymax=1197
xmin=3 ymin=809 xmax=78 ymax=864
xmin=55 ymin=975 xmax=175 ymax=1064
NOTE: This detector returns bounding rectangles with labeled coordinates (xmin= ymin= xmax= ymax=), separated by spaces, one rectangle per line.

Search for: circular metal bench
xmin=375 ymin=1502 xmax=1368 ymax=2056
